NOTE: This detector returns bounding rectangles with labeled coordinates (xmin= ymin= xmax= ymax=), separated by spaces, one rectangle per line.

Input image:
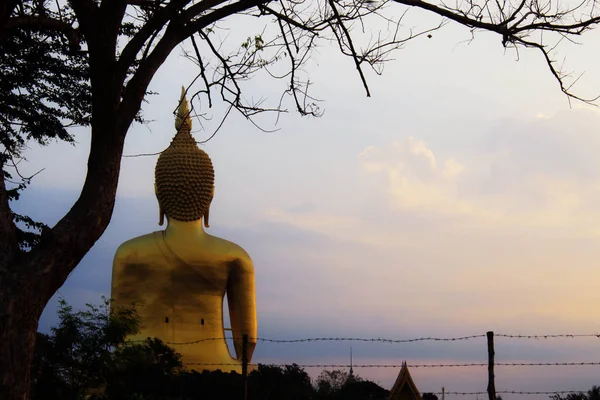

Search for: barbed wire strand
xmin=131 ymin=335 xmax=488 ymax=346
xmin=126 ymin=333 xmax=600 ymax=346
xmin=427 ymin=391 xmax=586 ymax=396
xmin=496 ymin=334 xmax=600 ymax=339
xmin=183 ymin=361 xmax=600 ymax=368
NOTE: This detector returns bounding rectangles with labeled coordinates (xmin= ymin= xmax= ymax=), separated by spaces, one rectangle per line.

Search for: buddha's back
xmin=111 ymin=230 xmax=253 ymax=368
xmin=110 ymin=88 xmax=257 ymax=373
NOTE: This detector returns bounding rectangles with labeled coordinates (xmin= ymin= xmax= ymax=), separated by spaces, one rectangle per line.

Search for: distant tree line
xmin=33 ymin=299 xmax=598 ymax=400
xmin=551 ymin=389 xmax=600 ymax=400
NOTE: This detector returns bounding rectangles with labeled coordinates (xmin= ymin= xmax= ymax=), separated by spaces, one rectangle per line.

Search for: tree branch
xmin=69 ymin=0 xmax=100 ymax=40
xmin=260 ymin=4 xmax=320 ymax=32
xmin=512 ymin=16 xmax=600 ymax=34
xmin=100 ymin=0 xmax=129 ymax=51
xmin=3 ymin=16 xmax=82 ymax=51
xmin=116 ymin=0 xmax=191 ymax=82
xmin=189 ymin=34 xmax=212 ymax=108
xmin=392 ymin=0 xmax=509 ymax=34
xmin=504 ymin=0 xmax=527 ymax=24
xmin=0 ymin=0 xmax=19 ymax=41
xmin=391 ymin=0 xmax=600 ymax=103
xmin=276 ymin=15 xmax=320 ymax=115
xmin=328 ymin=0 xmax=371 ymax=97
xmin=515 ymin=36 xmax=600 ymax=103
xmin=182 ymin=0 xmax=268 ymax=37
xmin=182 ymin=0 xmax=232 ymax=23
xmin=118 ymin=20 xmax=185 ymax=133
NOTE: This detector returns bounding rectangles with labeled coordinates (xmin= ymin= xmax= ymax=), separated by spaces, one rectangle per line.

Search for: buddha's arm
xmin=227 ymin=254 xmax=257 ymax=362
xmin=111 ymin=248 xmax=127 ymax=306
xmin=111 ymin=243 xmax=145 ymax=310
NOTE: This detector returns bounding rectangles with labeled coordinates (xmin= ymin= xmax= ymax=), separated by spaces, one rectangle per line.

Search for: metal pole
xmin=486 ymin=331 xmax=496 ymax=400
xmin=242 ymin=333 xmax=248 ymax=400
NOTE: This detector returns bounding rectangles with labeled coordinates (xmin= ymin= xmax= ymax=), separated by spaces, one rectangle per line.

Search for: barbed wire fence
xmin=128 ymin=331 xmax=600 ymax=399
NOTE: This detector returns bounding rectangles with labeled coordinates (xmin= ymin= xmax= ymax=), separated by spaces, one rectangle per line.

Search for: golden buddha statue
xmin=111 ymin=88 xmax=257 ymax=372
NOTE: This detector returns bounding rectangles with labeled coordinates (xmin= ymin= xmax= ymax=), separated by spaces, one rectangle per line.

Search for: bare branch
xmin=387 ymin=0 xmax=600 ymax=103
xmin=190 ymin=34 xmax=213 ymax=108
xmin=278 ymin=14 xmax=310 ymax=114
xmin=182 ymin=0 xmax=268 ymax=37
xmin=328 ymin=0 xmax=371 ymax=97
xmin=117 ymin=0 xmax=191 ymax=82
xmin=197 ymin=103 xmax=234 ymax=143
xmin=8 ymin=157 xmax=45 ymax=185
xmin=516 ymin=36 xmax=600 ymax=103
xmin=260 ymin=4 xmax=320 ymax=32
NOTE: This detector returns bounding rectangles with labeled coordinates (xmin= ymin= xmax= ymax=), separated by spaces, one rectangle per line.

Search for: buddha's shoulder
xmin=207 ymin=234 xmax=252 ymax=263
xmin=113 ymin=231 xmax=162 ymax=261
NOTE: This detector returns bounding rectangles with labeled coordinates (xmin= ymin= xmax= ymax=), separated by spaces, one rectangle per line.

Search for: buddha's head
xmin=154 ymin=87 xmax=215 ymax=227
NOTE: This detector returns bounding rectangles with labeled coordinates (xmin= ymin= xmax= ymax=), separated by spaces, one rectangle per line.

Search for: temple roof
xmin=388 ymin=361 xmax=422 ymax=400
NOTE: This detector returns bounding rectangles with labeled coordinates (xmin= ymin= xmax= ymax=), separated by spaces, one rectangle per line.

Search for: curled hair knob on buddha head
xmin=154 ymin=87 xmax=215 ymax=228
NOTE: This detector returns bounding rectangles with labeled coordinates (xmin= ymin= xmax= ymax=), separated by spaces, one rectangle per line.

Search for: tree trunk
xmin=0 ymin=7 xmax=190 ymax=398
xmin=0 ymin=279 xmax=43 ymax=400
xmin=0 ymin=121 xmax=127 ymax=400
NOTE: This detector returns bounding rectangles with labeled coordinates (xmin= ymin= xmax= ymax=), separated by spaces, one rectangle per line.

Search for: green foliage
xmin=589 ymin=387 xmax=600 ymax=400
xmin=179 ymin=365 xmax=385 ymax=400
xmin=0 ymin=1 xmax=91 ymax=162
xmin=249 ymin=364 xmax=313 ymax=400
xmin=338 ymin=380 xmax=389 ymax=400
xmin=179 ymin=369 xmax=244 ymax=399
xmin=30 ymin=297 xmax=182 ymax=400
xmin=1 ymin=0 xmax=91 ymax=249
xmin=551 ymin=393 xmax=590 ymax=400
xmin=240 ymin=34 xmax=265 ymax=51
xmin=315 ymin=369 xmax=350 ymax=397
xmin=31 ymin=299 xmax=392 ymax=400
xmin=106 ymin=338 xmax=182 ymax=400
xmin=313 ymin=369 xmax=389 ymax=400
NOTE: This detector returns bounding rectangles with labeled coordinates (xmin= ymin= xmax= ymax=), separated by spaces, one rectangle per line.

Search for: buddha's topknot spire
xmin=175 ymin=86 xmax=192 ymax=132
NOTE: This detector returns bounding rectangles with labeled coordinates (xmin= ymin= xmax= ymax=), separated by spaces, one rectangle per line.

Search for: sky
xmin=9 ymin=3 xmax=600 ymax=398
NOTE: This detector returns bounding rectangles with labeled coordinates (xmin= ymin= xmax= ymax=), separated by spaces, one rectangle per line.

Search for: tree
xmin=315 ymin=369 xmax=349 ymax=398
xmin=338 ymin=380 xmax=389 ymax=400
xmin=0 ymin=1 xmax=91 ymax=262
xmin=314 ymin=369 xmax=388 ymax=400
xmin=588 ymin=386 xmax=600 ymax=400
xmin=548 ymin=386 xmax=600 ymax=400
xmin=105 ymin=338 xmax=183 ymax=400
xmin=550 ymin=393 xmax=588 ymax=400
xmin=29 ymin=298 xmax=182 ymax=400
xmin=422 ymin=394 xmax=439 ymax=400
xmin=29 ymin=298 xmax=141 ymax=399
xmin=2 ymin=0 xmax=600 ymax=398
xmin=247 ymin=364 xmax=314 ymax=400
xmin=179 ymin=369 xmax=244 ymax=400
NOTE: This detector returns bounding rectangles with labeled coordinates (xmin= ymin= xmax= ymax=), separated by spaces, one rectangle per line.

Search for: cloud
xmin=358 ymin=137 xmax=467 ymax=215
xmin=284 ymin=202 xmax=319 ymax=214
xmin=357 ymin=109 xmax=600 ymax=235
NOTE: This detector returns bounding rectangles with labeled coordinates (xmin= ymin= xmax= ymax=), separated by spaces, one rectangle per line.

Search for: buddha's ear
xmin=203 ymin=207 xmax=210 ymax=228
xmin=159 ymin=205 xmax=165 ymax=226
xmin=155 ymin=183 xmax=165 ymax=226
xmin=203 ymin=186 xmax=215 ymax=229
